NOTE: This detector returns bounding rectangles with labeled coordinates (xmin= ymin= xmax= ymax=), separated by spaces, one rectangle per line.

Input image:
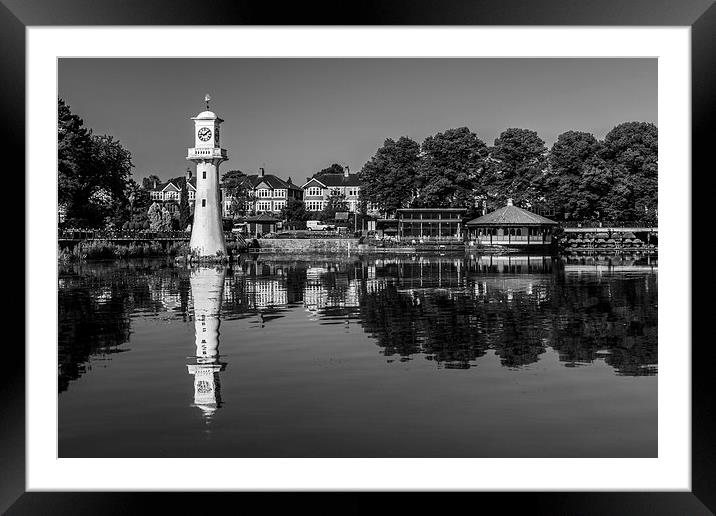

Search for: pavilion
xmin=245 ymin=213 xmax=280 ymax=237
xmin=465 ymin=199 xmax=558 ymax=248
xmin=396 ymin=208 xmax=468 ymax=241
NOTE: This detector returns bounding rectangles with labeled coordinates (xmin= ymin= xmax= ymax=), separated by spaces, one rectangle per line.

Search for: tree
xmin=483 ymin=128 xmax=547 ymax=209
xmin=58 ymin=98 xmax=92 ymax=210
xmin=314 ymin=163 xmax=345 ymax=177
xmin=414 ymin=127 xmax=488 ymax=208
xmin=179 ymin=180 xmax=191 ymax=230
xmin=281 ymin=198 xmax=309 ymax=221
xmin=221 ymin=169 xmax=251 ymax=217
xmin=545 ymin=131 xmax=602 ymax=220
xmin=281 ymin=198 xmax=310 ymax=228
xmin=358 ymin=136 xmax=421 ymax=215
xmin=58 ymin=98 xmax=134 ymax=227
xmin=599 ymin=122 xmax=658 ymax=222
xmin=148 ymin=202 xmax=173 ymax=231
xmin=142 ymin=174 xmax=161 ymax=190
xmin=90 ymin=134 xmax=135 ymax=227
xmin=320 ymin=192 xmax=348 ymax=221
xmin=126 ymin=180 xmax=151 ymax=227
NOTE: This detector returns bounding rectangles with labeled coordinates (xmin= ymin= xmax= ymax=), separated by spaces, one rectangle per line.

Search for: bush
xmin=168 ymin=242 xmax=191 ymax=256
xmin=59 ymin=240 xmax=172 ymax=261
xmin=226 ymin=240 xmax=247 ymax=254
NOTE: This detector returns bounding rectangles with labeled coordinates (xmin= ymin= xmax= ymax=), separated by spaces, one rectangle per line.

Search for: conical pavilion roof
xmin=467 ymin=202 xmax=558 ymax=226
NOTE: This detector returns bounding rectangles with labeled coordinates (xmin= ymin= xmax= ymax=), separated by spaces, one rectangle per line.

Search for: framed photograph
xmin=8 ymin=0 xmax=714 ymax=513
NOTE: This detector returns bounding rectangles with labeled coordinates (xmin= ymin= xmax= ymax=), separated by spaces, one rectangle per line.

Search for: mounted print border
xmin=5 ymin=0 xmax=714 ymax=514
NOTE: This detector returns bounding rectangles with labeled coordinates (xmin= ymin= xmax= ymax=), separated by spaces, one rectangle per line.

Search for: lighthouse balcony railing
xmin=187 ymin=148 xmax=228 ymax=160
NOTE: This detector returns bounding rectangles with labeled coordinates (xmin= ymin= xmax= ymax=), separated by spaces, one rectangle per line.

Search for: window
xmin=306 ymin=200 xmax=323 ymax=211
xmin=202 ymin=199 xmax=206 ymax=207
xmin=307 ymin=187 xmax=322 ymax=197
xmin=202 ymin=171 xmax=206 ymax=179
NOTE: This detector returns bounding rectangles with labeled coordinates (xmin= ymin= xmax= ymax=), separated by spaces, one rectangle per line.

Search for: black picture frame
xmin=6 ymin=0 xmax=714 ymax=513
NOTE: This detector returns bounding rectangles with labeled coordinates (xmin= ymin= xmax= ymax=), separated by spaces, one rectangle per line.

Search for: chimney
xmin=260 ymin=167 xmax=265 ymax=177
xmin=154 ymin=179 xmax=158 ymax=189
xmin=344 ymin=165 xmax=349 ymax=178
xmin=287 ymin=176 xmax=292 ymax=184
xmin=186 ymin=167 xmax=192 ymax=180
xmin=507 ymin=198 xmax=513 ymax=206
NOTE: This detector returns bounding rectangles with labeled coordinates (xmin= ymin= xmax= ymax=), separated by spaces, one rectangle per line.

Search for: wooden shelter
xmin=465 ymin=199 xmax=558 ymax=247
xmin=245 ymin=213 xmax=280 ymax=237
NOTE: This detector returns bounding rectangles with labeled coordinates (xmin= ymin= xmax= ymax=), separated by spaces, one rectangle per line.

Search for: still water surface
xmin=59 ymin=253 xmax=657 ymax=457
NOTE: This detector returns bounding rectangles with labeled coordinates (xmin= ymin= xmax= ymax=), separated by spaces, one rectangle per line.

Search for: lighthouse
xmin=187 ymin=94 xmax=228 ymax=258
xmin=186 ymin=266 xmax=227 ymax=422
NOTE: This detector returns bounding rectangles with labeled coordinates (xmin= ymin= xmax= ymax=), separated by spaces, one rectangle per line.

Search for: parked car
xmin=306 ymin=220 xmax=335 ymax=231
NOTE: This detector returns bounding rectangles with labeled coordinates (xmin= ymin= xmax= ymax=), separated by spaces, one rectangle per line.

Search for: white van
xmin=306 ymin=220 xmax=335 ymax=231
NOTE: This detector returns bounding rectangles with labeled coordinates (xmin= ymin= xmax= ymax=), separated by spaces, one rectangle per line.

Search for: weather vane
xmin=204 ymin=93 xmax=211 ymax=110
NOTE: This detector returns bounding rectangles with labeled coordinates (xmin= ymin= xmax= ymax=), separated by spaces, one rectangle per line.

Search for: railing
xmin=59 ymin=229 xmax=191 ymax=241
xmin=561 ymin=221 xmax=655 ymax=228
xmin=187 ymin=147 xmax=227 ymax=160
xmin=470 ymin=236 xmax=552 ymax=245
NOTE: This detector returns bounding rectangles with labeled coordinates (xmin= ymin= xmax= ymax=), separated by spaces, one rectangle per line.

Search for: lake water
xmin=58 ymin=253 xmax=657 ymax=457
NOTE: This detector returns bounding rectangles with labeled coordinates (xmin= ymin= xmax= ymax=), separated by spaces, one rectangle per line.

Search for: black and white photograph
xmin=56 ymin=57 xmax=659 ymax=458
xmin=6 ymin=1 xmax=713 ymax=511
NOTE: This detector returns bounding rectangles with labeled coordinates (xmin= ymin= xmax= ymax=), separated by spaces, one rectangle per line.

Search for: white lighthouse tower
xmin=186 ymin=266 xmax=227 ymax=422
xmin=187 ymin=94 xmax=228 ymax=258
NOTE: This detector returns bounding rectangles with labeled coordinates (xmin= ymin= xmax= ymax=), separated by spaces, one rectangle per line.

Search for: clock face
xmin=197 ymin=127 xmax=212 ymax=142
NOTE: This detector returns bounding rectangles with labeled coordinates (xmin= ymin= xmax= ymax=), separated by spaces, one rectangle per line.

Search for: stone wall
xmin=257 ymin=238 xmax=360 ymax=253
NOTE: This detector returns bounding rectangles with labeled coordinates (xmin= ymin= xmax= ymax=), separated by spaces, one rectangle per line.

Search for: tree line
xmin=358 ymin=123 xmax=657 ymax=223
xmin=58 ymin=97 xmax=657 ymax=229
xmin=59 ymin=99 xmax=194 ymax=230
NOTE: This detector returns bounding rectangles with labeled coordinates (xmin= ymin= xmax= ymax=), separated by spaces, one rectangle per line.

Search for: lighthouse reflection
xmin=186 ymin=266 xmax=227 ymax=422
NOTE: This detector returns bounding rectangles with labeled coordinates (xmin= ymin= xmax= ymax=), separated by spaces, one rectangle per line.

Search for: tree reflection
xmin=58 ymin=260 xmax=184 ymax=392
xmin=356 ymin=255 xmax=657 ymax=374
xmin=58 ymin=255 xmax=658 ymax=392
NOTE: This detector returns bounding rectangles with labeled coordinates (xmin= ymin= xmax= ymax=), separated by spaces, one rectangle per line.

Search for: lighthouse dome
xmin=194 ymin=110 xmax=218 ymax=119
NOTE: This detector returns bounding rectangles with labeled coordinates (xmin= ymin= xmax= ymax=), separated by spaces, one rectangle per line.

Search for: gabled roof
xmin=246 ymin=213 xmax=281 ymax=223
xmin=151 ymin=177 xmax=196 ymax=192
xmin=313 ymin=173 xmax=361 ymax=187
xmin=245 ymin=174 xmax=296 ymax=190
xmin=466 ymin=203 xmax=558 ymax=226
xmin=301 ymin=177 xmax=327 ymax=189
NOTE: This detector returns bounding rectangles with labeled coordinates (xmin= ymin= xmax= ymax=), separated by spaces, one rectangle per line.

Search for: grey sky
xmin=58 ymin=58 xmax=656 ymax=184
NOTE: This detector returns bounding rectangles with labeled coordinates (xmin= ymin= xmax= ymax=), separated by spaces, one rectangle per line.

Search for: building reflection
xmin=57 ymin=254 xmax=659 ymax=397
xmin=186 ymin=266 xmax=227 ymax=422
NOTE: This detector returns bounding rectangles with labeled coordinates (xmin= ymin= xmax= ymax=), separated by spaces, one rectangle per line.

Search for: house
xmin=221 ymin=167 xmax=303 ymax=217
xmin=149 ymin=169 xmax=197 ymax=204
xmin=301 ymin=167 xmax=362 ymax=213
xmin=148 ymin=169 xmax=197 ymax=217
xmin=465 ymin=198 xmax=558 ymax=248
